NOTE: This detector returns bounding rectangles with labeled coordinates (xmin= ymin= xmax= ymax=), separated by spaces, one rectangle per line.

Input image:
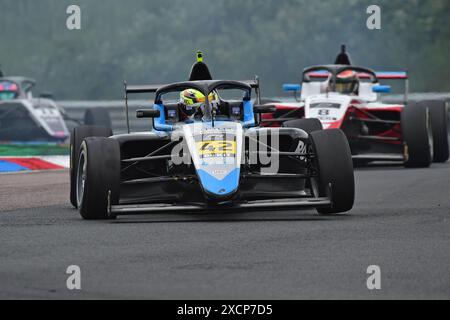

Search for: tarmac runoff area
xmin=0 ymin=163 xmax=449 ymax=299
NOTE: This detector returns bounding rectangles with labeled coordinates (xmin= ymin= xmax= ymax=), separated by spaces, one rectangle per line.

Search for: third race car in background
xmin=0 ymin=70 xmax=111 ymax=143
xmin=263 ymin=46 xmax=449 ymax=168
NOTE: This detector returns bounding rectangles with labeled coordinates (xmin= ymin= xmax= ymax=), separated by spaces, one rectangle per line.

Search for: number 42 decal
xmin=197 ymin=141 xmax=237 ymax=156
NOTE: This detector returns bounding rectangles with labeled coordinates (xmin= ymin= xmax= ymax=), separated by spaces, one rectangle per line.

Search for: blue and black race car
xmin=70 ymin=53 xmax=355 ymax=219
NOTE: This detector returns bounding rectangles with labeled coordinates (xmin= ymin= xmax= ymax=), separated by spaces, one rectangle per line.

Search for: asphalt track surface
xmin=0 ymin=164 xmax=449 ymax=300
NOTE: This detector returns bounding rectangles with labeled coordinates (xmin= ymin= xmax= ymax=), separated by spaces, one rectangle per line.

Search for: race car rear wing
xmin=307 ymin=70 xmax=408 ymax=80
xmin=307 ymin=70 xmax=409 ymax=103
xmin=123 ymin=77 xmax=261 ymax=133
xmin=125 ymin=79 xmax=260 ymax=94
xmin=125 ymin=84 xmax=166 ymax=94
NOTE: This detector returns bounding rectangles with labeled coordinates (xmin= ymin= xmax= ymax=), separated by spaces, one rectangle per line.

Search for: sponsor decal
xmin=310 ymin=103 xmax=341 ymax=109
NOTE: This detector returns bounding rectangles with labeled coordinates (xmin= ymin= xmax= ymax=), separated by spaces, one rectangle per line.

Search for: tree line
xmin=1 ymin=0 xmax=449 ymax=99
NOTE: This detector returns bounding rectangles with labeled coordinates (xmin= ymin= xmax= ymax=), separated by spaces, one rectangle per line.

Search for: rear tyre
xmin=77 ymin=137 xmax=120 ymax=220
xmin=84 ymin=108 xmax=112 ymax=129
xmin=402 ymin=103 xmax=433 ymax=168
xmin=70 ymin=126 xmax=113 ymax=208
xmin=282 ymin=118 xmax=323 ymax=133
xmin=310 ymin=129 xmax=355 ymax=215
xmin=426 ymin=101 xmax=449 ymax=163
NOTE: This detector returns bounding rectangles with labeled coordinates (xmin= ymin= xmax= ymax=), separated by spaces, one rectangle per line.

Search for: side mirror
xmin=372 ymin=85 xmax=391 ymax=93
xmin=254 ymin=104 xmax=276 ymax=114
xmin=136 ymin=109 xmax=160 ymax=118
xmin=39 ymin=92 xmax=54 ymax=99
xmin=283 ymin=84 xmax=301 ymax=92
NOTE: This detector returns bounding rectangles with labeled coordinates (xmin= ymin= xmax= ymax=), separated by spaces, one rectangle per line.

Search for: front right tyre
xmin=70 ymin=126 xmax=113 ymax=208
xmin=77 ymin=137 xmax=121 ymax=220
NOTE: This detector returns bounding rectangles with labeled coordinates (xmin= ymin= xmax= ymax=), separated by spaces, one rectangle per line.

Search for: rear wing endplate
xmin=375 ymin=71 xmax=408 ymax=80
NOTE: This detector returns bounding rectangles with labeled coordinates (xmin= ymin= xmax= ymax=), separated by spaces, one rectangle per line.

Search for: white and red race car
xmin=262 ymin=56 xmax=448 ymax=167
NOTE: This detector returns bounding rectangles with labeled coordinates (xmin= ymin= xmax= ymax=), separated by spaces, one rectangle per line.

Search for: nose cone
xmin=197 ymin=168 xmax=240 ymax=199
xmin=182 ymin=121 xmax=243 ymax=201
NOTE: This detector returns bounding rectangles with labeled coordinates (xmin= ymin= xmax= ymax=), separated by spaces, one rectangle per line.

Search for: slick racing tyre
xmin=310 ymin=129 xmax=355 ymax=215
xmin=401 ymin=103 xmax=433 ymax=168
xmin=70 ymin=126 xmax=113 ymax=208
xmin=282 ymin=118 xmax=323 ymax=134
xmin=77 ymin=137 xmax=120 ymax=220
xmin=84 ymin=108 xmax=112 ymax=129
xmin=419 ymin=100 xmax=449 ymax=163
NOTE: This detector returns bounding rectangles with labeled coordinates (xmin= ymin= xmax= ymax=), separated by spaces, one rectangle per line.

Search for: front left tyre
xmin=76 ymin=137 xmax=121 ymax=220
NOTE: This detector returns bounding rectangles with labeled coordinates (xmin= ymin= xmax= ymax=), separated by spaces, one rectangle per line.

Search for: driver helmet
xmin=335 ymin=70 xmax=359 ymax=95
xmin=180 ymin=88 xmax=219 ymax=116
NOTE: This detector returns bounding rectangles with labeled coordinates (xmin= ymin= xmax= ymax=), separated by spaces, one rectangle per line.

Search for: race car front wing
xmin=108 ymin=197 xmax=331 ymax=216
